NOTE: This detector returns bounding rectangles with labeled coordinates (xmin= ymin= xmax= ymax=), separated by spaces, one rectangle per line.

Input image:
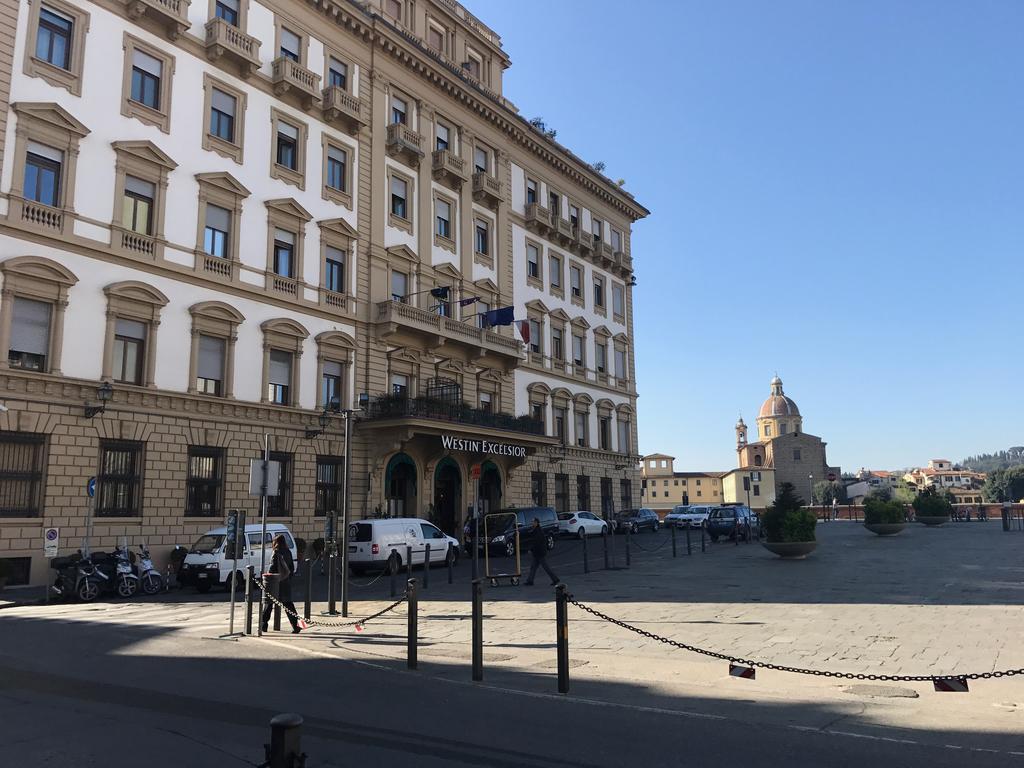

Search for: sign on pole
xmin=248 ymin=459 xmax=281 ymax=496
xmin=87 ymin=476 xmax=96 ymax=497
xmin=43 ymin=527 xmax=59 ymax=558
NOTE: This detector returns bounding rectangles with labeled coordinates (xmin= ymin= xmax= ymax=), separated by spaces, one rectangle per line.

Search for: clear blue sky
xmin=468 ymin=0 xmax=1024 ymax=472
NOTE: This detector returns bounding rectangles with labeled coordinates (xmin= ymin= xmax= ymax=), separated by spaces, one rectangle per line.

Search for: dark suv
xmin=464 ymin=506 xmax=559 ymax=557
xmin=613 ymin=508 xmax=660 ymax=534
xmin=705 ymin=505 xmax=760 ymax=542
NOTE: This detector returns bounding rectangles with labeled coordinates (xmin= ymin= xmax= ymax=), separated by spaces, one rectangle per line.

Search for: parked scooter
xmin=137 ymin=544 xmax=164 ymax=595
xmin=51 ymin=553 xmax=104 ymax=602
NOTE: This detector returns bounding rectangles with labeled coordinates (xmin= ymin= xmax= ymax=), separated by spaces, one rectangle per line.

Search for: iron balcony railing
xmin=363 ymin=394 xmax=545 ymax=435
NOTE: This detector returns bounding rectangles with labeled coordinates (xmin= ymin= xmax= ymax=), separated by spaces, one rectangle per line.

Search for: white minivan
xmin=180 ymin=523 xmax=297 ymax=593
xmin=348 ymin=518 xmax=460 ymax=575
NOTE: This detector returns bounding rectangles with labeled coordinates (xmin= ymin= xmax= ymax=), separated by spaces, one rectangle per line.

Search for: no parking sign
xmin=43 ymin=527 xmax=59 ymax=558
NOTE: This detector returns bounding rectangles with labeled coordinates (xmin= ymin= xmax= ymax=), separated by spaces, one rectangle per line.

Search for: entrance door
xmin=479 ymin=463 xmax=502 ymax=515
xmin=386 ymin=453 xmax=417 ymax=517
xmin=434 ymin=461 xmax=461 ymax=535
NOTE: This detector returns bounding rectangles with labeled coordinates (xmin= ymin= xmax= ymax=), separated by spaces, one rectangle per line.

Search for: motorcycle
xmin=137 ymin=544 xmax=164 ymax=595
xmin=51 ymin=553 xmax=104 ymax=602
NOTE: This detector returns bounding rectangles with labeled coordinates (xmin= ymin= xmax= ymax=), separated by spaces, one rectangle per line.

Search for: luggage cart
xmin=483 ymin=511 xmax=521 ymax=586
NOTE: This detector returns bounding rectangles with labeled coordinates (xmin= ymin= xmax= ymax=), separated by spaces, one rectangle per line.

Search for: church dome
xmin=759 ymin=376 xmax=800 ymax=418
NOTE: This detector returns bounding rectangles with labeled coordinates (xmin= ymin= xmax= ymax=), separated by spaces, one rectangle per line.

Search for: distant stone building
xmin=735 ymin=376 xmax=840 ymax=502
xmin=640 ymin=454 xmax=723 ymax=511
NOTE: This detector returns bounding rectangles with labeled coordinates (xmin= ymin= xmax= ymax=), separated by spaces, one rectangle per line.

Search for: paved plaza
xmin=2 ymin=521 xmax=1023 ymax=766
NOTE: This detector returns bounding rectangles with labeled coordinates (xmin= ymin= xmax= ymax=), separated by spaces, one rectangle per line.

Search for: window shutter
xmin=328 ymin=145 xmax=346 ymax=164
xmin=277 ymin=121 xmax=299 ymax=140
xmin=205 ymin=203 xmax=230 ymax=232
xmin=323 ymin=361 xmax=343 ymax=378
xmin=9 ymin=298 xmax=51 ymax=355
xmin=197 ymin=335 xmax=225 ymax=380
xmin=115 ymin=318 xmax=146 ymax=339
xmin=132 ymin=49 xmax=163 ymax=77
xmin=269 ymin=350 xmax=292 ymax=385
xmin=274 ymin=228 xmax=295 ymax=245
xmin=124 ymin=176 xmax=155 ymax=198
xmin=26 ymin=141 xmax=63 ymax=163
xmin=211 ymin=88 xmax=236 ymax=115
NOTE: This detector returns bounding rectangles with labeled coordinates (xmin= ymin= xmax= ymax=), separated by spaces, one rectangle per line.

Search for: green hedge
xmin=762 ymin=482 xmax=817 ymax=543
xmin=864 ymin=496 xmax=905 ymax=524
xmin=912 ymin=488 xmax=953 ymax=517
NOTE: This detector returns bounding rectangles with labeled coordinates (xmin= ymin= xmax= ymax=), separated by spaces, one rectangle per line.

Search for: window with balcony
xmin=122 ymin=37 xmax=173 ymax=132
xmin=549 ymin=190 xmax=560 ymax=216
xmin=569 ymin=204 xmax=580 ymax=232
xmin=391 ymin=95 xmax=407 ymax=125
xmin=575 ymin=412 xmax=588 ymax=448
xmin=549 ymin=255 xmax=562 ymax=291
xmin=551 ymin=326 xmax=563 ymax=361
xmin=572 ymin=333 xmax=584 ymax=367
xmin=324 ymin=246 xmax=344 ymax=293
xmin=390 ymin=176 xmax=408 ymax=219
xmin=474 ymin=219 xmax=489 ymax=256
xmin=327 ymin=57 xmax=348 ymax=89
xmin=268 ymin=350 xmax=293 ymax=404
xmin=203 ymin=203 xmax=231 ymax=259
xmin=391 ymin=270 xmax=408 ymax=302
xmin=592 ymin=217 xmax=603 ymax=242
xmin=321 ymin=360 xmax=343 ymax=407
xmin=474 ymin=301 xmax=489 ymax=329
xmin=390 ymin=373 xmax=409 ymax=397
xmin=473 ymin=145 xmax=489 ymax=174
xmin=279 ymin=27 xmax=301 ymax=62
xmin=526 ymin=177 xmax=537 ymax=205
xmin=618 ymin=420 xmax=630 ymax=454
xmin=593 ymin=276 xmax=605 ymax=309
xmin=526 ymin=243 xmax=540 ymax=281
xmin=185 ymin=447 xmax=224 ymax=517
xmin=196 ymin=334 xmax=225 ymax=395
xmin=8 ymin=298 xmax=51 ymax=372
xmin=599 ymin=417 xmax=611 ymax=451
xmin=215 ymin=0 xmax=240 ymax=25
xmin=529 ymin=319 xmax=542 ymax=355
xmin=112 ymin=318 xmax=146 ymax=385
xmin=122 ymin=176 xmax=154 ymax=236
xmin=611 ymin=228 xmax=622 ymax=252
xmin=595 ymin=342 xmax=607 ymax=374
xmin=271 ymin=229 xmax=295 ymax=278
xmin=96 ymin=441 xmax=143 ymax=517
xmin=24 ymin=144 xmax=62 ymax=207
xmin=435 ymin=198 xmax=452 ymax=239
xmin=570 ymin=265 xmax=582 ymax=302
xmin=479 ymin=391 xmax=493 ymax=412
xmin=612 ymin=283 xmax=625 ymax=320
xmin=531 ymin=403 xmax=545 ymax=429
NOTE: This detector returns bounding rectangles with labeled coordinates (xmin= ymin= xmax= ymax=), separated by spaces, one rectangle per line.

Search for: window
xmin=209 ymin=88 xmax=236 ymax=141
xmin=594 ymin=276 xmax=605 ymax=308
xmin=36 ymin=6 xmax=72 ymax=70
xmin=427 ymin=25 xmax=444 ymax=52
xmin=531 ymin=402 xmax=545 ymax=427
xmin=764 ymin=424 xmax=771 ymax=437
xmin=270 ymin=110 xmax=308 ymax=188
xmin=215 ymin=0 xmax=240 ymax=25
xmin=526 ymin=243 xmax=540 ymax=280
xmin=0 ymin=433 xmax=46 ymax=518
xmin=592 ymin=217 xmax=603 ymax=242
xmin=617 ymin=420 xmax=630 ymax=454
xmin=327 ymin=57 xmax=348 ymax=89
xmin=550 ymin=255 xmax=562 ymax=289
xmin=531 ymin=471 xmax=547 ymax=506
xmin=276 ymin=120 xmax=298 ymax=170
xmin=551 ymin=327 xmax=563 ymax=361
xmin=185 ymin=447 xmax=224 ymax=517
xmin=204 ymin=203 xmax=231 ymax=258
xmin=465 ymin=53 xmax=481 ymax=79
xmin=613 ymin=284 xmax=625 ymax=319
xmin=529 ymin=319 xmax=541 ymax=354
xmin=549 ymin=190 xmax=560 ymax=216
xmin=385 ymin=0 xmax=402 ymax=21
xmin=475 ymin=301 xmax=489 ymax=329
xmin=122 ymin=176 xmax=154 ymax=236
xmin=620 ymin=479 xmax=632 ymax=511
xmin=391 ymin=373 xmax=409 ymax=396
xmin=24 ymin=143 xmax=62 ymax=207
xmin=322 ymin=360 xmax=343 ymax=407
xmin=793 ymin=449 xmax=802 ymax=461
xmin=479 ymin=391 xmax=493 ymax=412
xmin=8 ymin=297 xmax=51 ymax=372
xmin=279 ymin=27 xmax=301 ymax=62
xmin=267 ymin=451 xmax=292 ymax=516
xmin=202 ymin=75 xmax=246 ymax=163
xmin=555 ymin=474 xmax=569 ymax=515
xmin=779 ymin=422 xmax=788 ymax=435
xmin=96 ymin=441 xmax=142 ymax=517
xmin=324 ymin=246 xmax=344 ymax=293
xmin=474 ymin=219 xmax=489 ymax=255
xmin=575 ymin=411 xmax=588 ymax=447
xmin=615 ymin=347 xmax=627 ymax=379
xmin=272 ymin=229 xmax=295 ymax=277
xmin=112 ymin=318 xmax=146 ymax=385
xmin=553 ymin=407 xmax=566 ymax=442
xmin=570 ymin=266 xmax=582 ymax=300
xmin=436 ymin=122 xmax=450 ymax=152
xmin=391 ymin=270 xmax=408 ymax=302
xmin=600 ymin=477 xmax=614 ymax=516
xmin=599 ymin=417 xmax=611 ymax=450
xmin=435 ymin=198 xmax=451 ymax=239
xmin=611 ymin=228 xmax=623 ymax=253
xmin=577 ymin=475 xmax=590 ymax=512
xmin=316 ymin=456 xmax=344 ymax=517
xmin=326 ymin=145 xmax=347 ymax=191
xmin=753 ymin=485 xmax=760 ymax=496
xmin=526 ymin=177 xmax=537 ymax=205
xmin=595 ymin=342 xmax=607 ymax=373
xmin=391 ymin=95 xmax=407 ymax=125
xmin=391 ymin=176 xmax=408 ymax=219
xmin=268 ymin=350 xmax=293 ymax=404
xmin=122 ymin=38 xmax=174 ymax=132
xmin=196 ymin=334 xmax=225 ymax=395
xmin=572 ymin=334 xmax=584 ymax=367
xmin=474 ymin=146 xmax=488 ymax=174
xmin=25 ymin=1 xmax=88 ymax=95
xmin=569 ymin=204 xmax=580 ymax=231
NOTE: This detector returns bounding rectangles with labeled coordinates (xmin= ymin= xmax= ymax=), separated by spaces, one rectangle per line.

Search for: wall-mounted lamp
xmin=305 ymin=397 xmax=343 ymax=439
xmin=84 ymin=381 xmax=114 ymax=419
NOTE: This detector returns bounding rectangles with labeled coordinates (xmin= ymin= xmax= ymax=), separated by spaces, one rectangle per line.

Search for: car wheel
xmin=651 ymin=522 xmax=658 ymax=533
xmin=601 ymin=524 xmax=608 ymax=536
xmin=546 ymin=534 xmax=555 ymax=550
xmin=505 ymin=540 xmax=516 ymax=558
xmin=631 ymin=523 xmax=639 ymax=535
xmin=577 ymin=528 xmax=586 ymax=540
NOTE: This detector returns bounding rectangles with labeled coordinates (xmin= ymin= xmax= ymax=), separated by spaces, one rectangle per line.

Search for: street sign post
xmin=248 ymin=460 xmax=281 ymax=496
xmin=224 ymin=509 xmax=245 ymax=637
xmin=84 ymin=476 xmax=96 ymax=557
xmin=43 ymin=527 xmax=59 ymax=558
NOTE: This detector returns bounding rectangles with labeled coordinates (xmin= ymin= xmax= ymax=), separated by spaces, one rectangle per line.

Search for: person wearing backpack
xmin=261 ymin=534 xmax=301 ymax=634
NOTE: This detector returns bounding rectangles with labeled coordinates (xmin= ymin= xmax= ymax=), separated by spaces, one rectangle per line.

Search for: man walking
xmin=524 ymin=518 xmax=559 ymax=586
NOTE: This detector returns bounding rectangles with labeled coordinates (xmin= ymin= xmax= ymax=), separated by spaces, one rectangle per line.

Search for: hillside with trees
xmin=959 ymin=447 xmax=1024 ymax=473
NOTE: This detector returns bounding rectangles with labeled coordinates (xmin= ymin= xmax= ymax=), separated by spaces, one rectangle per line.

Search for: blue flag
xmin=483 ymin=306 xmax=514 ymax=328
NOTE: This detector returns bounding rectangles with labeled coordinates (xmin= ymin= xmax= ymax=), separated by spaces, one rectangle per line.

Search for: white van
xmin=348 ymin=518 xmax=460 ymax=575
xmin=180 ymin=523 xmax=297 ymax=593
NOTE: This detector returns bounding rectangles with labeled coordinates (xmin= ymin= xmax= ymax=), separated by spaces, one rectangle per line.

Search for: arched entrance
xmin=433 ymin=457 xmax=461 ymax=535
xmin=478 ymin=461 xmax=502 ymax=515
xmin=385 ymin=453 xmax=417 ymax=517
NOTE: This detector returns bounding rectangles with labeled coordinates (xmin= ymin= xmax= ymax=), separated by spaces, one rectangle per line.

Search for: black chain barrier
xmin=254 ymin=576 xmax=405 ymax=629
xmin=347 ymin=570 xmax=389 ymax=589
xmin=628 ymin=532 xmax=674 ymax=554
xmin=568 ymin=596 xmax=1024 ymax=684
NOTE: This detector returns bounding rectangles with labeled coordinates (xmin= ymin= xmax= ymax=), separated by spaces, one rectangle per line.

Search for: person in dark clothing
xmin=261 ymin=534 xmax=301 ymax=633
xmin=523 ymin=518 xmax=559 ymax=586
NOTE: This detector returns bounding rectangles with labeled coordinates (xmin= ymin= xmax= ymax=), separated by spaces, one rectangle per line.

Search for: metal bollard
xmin=245 ymin=565 xmax=255 ymax=635
xmin=625 ymin=527 xmax=632 ymax=567
xmin=582 ymin=533 xmax=589 ymax=573
xmin=423 ymin=543 xmax=430 ymax=590
xmin=407 ymin=578 xmax=418 ymax=670
xmin=273 ymin=601 xmax=282 ymax=632
xmin=555 ymin=583 xmax=569 ymax=694
xmin=327 ymin=552 xmax=337 ymax=615
xmin=671 ymin=524 xmax=677 ymax=557
xmin=602 ymin=528 xmax=610 ymax=570
xmin=265 ymin=713 xmax=305 ymax=768
xmin=471 ymin=578 xmax=483 ymax=681
xmin=303 ymin=558 xmax=312 ymax=621
xmin=406 ymin=545 xmax=413 ymax=582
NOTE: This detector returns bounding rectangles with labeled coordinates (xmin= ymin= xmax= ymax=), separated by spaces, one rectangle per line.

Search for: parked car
xmin=464 ymin=507 xmax=559 ymax=557
xmin=613 ymin=508 xmax=660 ymax=534
xmin=558 ymin=511 xmax=610 ymax=538
xmin=705 ymin=505 xmax=760 ymax=542
xmin=664 ymin=504 xmax=713 ymax=529
xmin=347 ymin=518 xmax=460 ymax=575
xmin=179 ymin=523 xmax=297 ymax=593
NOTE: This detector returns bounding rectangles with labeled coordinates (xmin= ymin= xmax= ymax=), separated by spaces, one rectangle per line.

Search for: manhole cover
xmin=843 ymin=684 xmax=919 ymax=699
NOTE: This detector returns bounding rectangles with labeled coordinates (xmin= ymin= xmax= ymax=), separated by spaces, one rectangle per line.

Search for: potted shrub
xmin=761 ymin=482 xmax=818 ymax=558
xmin=863 ymin=494 xmax=907 ymax=535
xmin=913 ymin=488 xmax=952 ymax=526
xmin=0 ymin=558 xmax=10 ymax=591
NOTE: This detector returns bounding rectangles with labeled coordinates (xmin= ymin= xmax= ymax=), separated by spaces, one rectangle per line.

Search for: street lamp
xmin=84 ymin=381 xmax=114 ymax=418
xmin=808 ymin=473 xmax=814 ymax=508
xmin=304 ymin=396 xmax=341 ymax=439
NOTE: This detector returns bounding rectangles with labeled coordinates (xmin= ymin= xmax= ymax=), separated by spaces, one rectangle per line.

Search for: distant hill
xmin=959 ymin=447 xmax=1024 ymax=473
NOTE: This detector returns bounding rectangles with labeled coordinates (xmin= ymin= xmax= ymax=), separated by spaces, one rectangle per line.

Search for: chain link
xmin=253 ymin=576 xmax=405 ymax=629
xmin=627 ymin=533 xmax=674 ymax=554
xmin=568 ymin=597 xmax=1024 ymax=684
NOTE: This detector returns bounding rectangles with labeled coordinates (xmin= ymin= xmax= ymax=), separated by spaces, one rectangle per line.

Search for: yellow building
xmin=721 ymin=468 xmax=776 ymax=510
xmin=640 ymin=454 xmax=723 ymax=512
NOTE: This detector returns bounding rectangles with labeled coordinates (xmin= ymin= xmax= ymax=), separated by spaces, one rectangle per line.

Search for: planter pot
xmin=916 ymin=516 xmax=948 ymax=527
xmin=864 ymin=522 xmax=907 ymax=536
xmin=762 ymin=541 xmax=817 ymax=559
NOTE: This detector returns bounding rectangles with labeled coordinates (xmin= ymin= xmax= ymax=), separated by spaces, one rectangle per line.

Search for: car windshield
xmin=191 ymin=534 xmax=224 ymax=553
xmin=712 ymin=510 xmax=735 ymax=519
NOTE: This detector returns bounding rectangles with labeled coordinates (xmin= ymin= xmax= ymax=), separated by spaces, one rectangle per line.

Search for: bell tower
xmin=736 ymin=416 xmax=748 ymax=452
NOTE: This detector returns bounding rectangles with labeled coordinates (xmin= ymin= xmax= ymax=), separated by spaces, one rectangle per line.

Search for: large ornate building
xmin=736 ymin=376 xmax=839 ymax=502
xmin=0 ymin=0 xmax=647 ymax=585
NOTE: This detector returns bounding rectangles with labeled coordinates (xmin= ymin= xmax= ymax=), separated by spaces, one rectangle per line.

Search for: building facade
xmin=640 ymin=455 xmax=724 ymax=512
xmin=0 ymin=0 xmax=647 ymax=585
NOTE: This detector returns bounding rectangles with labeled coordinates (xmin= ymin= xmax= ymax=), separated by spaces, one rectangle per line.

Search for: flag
xmin=483 ymin=306 xmax=514 ymax=328
xmin=430 ymin=286 xmax=450 ymax=299
xmin=458 ymin=296 xmax=479 ymax=307
xmin=517 ymin=320 xmax=530 ymax=345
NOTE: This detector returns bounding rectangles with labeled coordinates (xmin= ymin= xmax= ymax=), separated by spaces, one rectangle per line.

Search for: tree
xmin=983 ymin=465 xmax=1024 ymax=502
xmin=812 ymin=481 xmax=842 ymax=505
xmin=892 ymin=482 xmax=916 ymax=504
xmin=762 ymin=482 xmax=815 ymax=543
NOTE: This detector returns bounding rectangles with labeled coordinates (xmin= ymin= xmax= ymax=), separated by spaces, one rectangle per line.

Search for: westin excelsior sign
xmin=441 ymin=434 xmax=528 ymax=458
